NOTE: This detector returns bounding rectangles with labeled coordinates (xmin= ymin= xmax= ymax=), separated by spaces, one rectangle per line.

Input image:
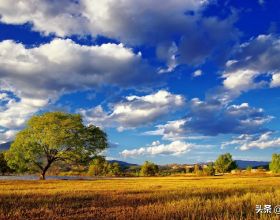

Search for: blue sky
xmin=1 ymin=0 xmax=280 ymax=164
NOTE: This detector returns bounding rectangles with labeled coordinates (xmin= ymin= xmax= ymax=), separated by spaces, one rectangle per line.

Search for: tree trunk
xmin=40 ymin=171 xmax=46 ymax=180
xmin=39 ymin=161 xmax=52 ymax=180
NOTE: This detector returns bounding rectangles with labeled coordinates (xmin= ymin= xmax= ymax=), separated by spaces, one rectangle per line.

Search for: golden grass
xmin=0 ymin=176 xmax=280 ymax=219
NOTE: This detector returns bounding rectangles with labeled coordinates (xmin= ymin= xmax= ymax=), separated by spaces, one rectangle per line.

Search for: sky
xmin=0 ymin=0 xmax=280 ymax=165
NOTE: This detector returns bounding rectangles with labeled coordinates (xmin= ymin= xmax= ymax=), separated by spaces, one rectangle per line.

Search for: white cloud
xmin=193 ymin=69 xmax=203 ymax=77
xmin=225 ymin=60 xmax=238 ymax=67
xmin=144 ymin=119 xmax=211 ymax=141
xmin=81 ymin=90 xmax=185 ymax=130
xmin=0 ymin=93 xmax=50 ymax=142
xmin=240 ymin=132 xmax=280 ymax=150
xmin=187 ymin=98 xmax=272 ymax=135
xmin=0 ymin=39 xmax=154 ymax=99
xmin=0 ymin=129 xmax=18 ymax=144
xmin=120 ymin=140 xmax=193 ymax=157
xmin=223 ymin=132 xmax=280 ymax=151
xmin=157 ymin=42 xmax=178 ymax=73
xmin=185 ymin=98 xmax=272 ymax=136
xmin=0 ymin=97 xmax=48 ymax=129
xmin=144 ymin=97 xmax=273 ymax=138
xmin=223 ymin=69 xmax=263 ymax=92
xmin=0 ymin=0 xmax=206 ymax=39
xmin=223 ymin=35 xmax=280 ymax=92
xmin=144 ymin=119 xmax=187 ymax=141
xmin=0 ymin=38 xmax=155 ymax=142
xmin=270 ymin=72 xmax=280 ymax=87
xmin=0 ymin=0 xmax=88 ymax=36
xmin=0 ymin=0 xmax=237 ymax=66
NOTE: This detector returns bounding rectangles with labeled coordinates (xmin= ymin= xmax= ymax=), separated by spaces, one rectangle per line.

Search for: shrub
xmin=269 ymin=154 xmax=280 ymax=173
xmin=140 ymin=161 xmax=159 ymax=176
xmin=203 ymin=163 xmax=215 ymax=176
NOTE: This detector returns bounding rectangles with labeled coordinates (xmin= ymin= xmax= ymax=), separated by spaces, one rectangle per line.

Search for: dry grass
xmin=0 ymin=176 xmax=280 ymax=219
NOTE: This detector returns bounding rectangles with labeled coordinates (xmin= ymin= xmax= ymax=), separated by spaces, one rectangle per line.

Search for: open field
xmin=0 ymin=176 xmax=280 ymax=220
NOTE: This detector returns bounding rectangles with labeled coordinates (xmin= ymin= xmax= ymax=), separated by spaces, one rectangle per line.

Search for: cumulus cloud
xmin=82 ymin=0 xmax=238 ymax=66
xmin=0 ymin=96 xmax=48 ymax=129
xmin=0 ymin=39 xmax=154 ymax=97
xmin=80 ymin=90 xmax=185 ymax=131
xmin=144 ymin=119 xmax=187 ymax=141
xmin=0 ymin=91 xmax=48 ymax=135
xmin=82 ymin=87 xmax=269 ymax=139
xmin=120 ymin=140 xmax=193 ymax=157
xmin=223 ymin=34 xmax=280 ymax=92
xmin=0 ymin=0 xmax=238 ymax=67
xmin=0 ymin=0 xmax=88 ymax=36
xmin=146 ymin=92 xmax=273 ymax=139
xmin=184 ymin=99 xmax=272 ymax=136
xmin=271 ymin=72 xmax=280 ymax=87
xmin=222 ymin=132 xmax=280 ymax=150
xmin=144 ymin=119 xmax=210 ymax=141
xmin=144 ymin=96 xmax=272 ymax=138
xmin=0 ymin=129 xmax=18 ymax=144
xmin=223 ymin=69 xmax=264 ymax=91
xmin=0 ymin=38 xmax=155 ymax=141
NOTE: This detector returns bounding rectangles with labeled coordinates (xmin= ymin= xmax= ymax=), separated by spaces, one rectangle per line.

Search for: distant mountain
xmin=108 ymin=160 xmax=271 ymax=169
xmin=0 ymin=142 xmax=11 ymax=151
xmin=108 ymin=160 xmax=138 ymax=168
xmin=235 ymin=160 xmax=269 ymax=169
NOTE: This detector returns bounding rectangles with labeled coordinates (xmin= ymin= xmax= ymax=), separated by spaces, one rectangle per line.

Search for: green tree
xmin=140 ymin=161 xmax=159 ymax=176
xmin=5 ymin=112 xmax=108 ymax=180
xmin=214 ymin=153 xmax=237 ymax=174
xmin=88 ymin=158 xmax=122 ymax=176
xmin=203 ymin=162 xmax=215 ymax=176
xmin=126 ymin=165 xmax=141 ymax=176
xmin=0 ymin=152 xmax=12 ymax=175
xmin=108 ymin=162 xmax=122 ymax=176
xmin=269 ymin=154 xmax=280 ymax=173
xmin=88 ymin=156 xmax=107 ymax=176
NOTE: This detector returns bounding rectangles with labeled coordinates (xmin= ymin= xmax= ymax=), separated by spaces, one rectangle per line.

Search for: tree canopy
xmin=214 ymin=153 xmax=237 ymax=174
xmin=5 ymin=112 xmax=108 ymax=179
xmin=88 ymin=157 xmax=122 ymax=176
xmin=88 ymin=156 xmax=107 ymax=176
xmin=269 ymin=154 xmax=280 ymax=173
xmin=140 ymin=161 xmax=159 ymax=176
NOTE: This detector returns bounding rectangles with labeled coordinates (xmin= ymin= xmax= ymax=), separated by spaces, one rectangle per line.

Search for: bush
xmin=140 ymin=161 xmax=159 ymax=176
xmin=269 ymin=154 xmax=280 ymax=173
xmin=203 ymin=163 xmax=215 ymax=176
xmin=214 ymin=153 xmax=237 ymax=174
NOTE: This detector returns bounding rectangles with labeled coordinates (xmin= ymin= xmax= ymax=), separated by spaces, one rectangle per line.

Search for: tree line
xmin=2 ymin=151 xmax=280 ymax=177
xmin=0 ymin=112 xmax=280 ymax=179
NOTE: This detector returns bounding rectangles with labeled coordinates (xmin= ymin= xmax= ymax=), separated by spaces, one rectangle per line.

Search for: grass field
xmin=0 ymin=176 xmax=280 ymax=220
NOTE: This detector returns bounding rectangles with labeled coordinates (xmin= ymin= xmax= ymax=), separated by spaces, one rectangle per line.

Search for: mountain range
xmin=235 ymin=160 xmax=269 ymax=169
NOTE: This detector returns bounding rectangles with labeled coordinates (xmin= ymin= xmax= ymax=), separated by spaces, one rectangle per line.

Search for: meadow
xmin=0 ymin=176 xmax=280 ymax=220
